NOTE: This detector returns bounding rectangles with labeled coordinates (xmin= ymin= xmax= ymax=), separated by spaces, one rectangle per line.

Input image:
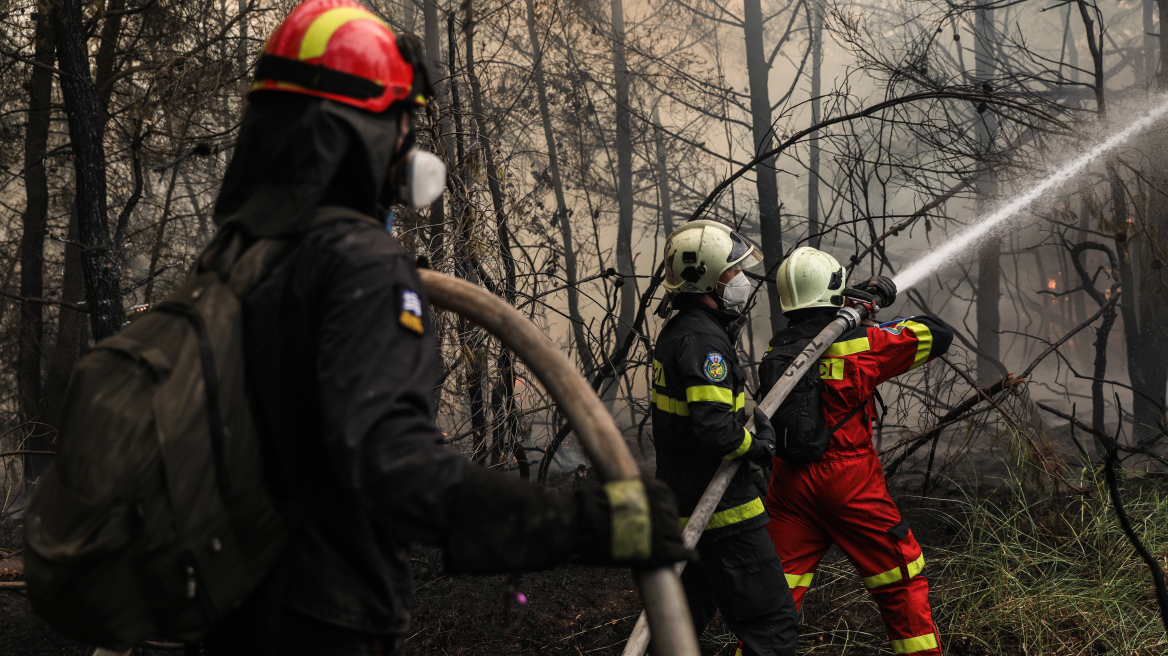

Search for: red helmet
xmin=251 ymin=0 xmax=431 ymax=113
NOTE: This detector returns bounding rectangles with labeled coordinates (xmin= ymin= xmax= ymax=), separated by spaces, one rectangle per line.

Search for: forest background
xmin=1 ymin=0 xmax=1167 ymax=653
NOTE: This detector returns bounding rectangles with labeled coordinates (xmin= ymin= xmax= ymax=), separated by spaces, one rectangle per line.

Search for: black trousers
xmin=681 ymin=524 xmax=799 ymax=656
xmin=203 ymin=597 xmax=404 ymax=656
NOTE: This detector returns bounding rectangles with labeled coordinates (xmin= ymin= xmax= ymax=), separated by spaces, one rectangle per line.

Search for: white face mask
xmin=720 ymin=271 xmax=751 ymax=308
xmin=399 ymin=150 xmax=447 ymax=209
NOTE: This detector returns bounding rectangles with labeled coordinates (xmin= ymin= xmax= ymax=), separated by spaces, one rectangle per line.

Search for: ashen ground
xmin=0 ymin=471 xmax=966 ymax=656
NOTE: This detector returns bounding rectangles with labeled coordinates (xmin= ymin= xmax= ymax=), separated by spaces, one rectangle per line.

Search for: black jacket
xmin=242 ymin=215 xmax=466 ymax=635
xmin=651 ymin=296 xmax=768 ymax=539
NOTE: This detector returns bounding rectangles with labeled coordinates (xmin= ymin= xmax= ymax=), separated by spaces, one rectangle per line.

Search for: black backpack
xmin=757 ymin=327 xmax=870 ymax=464
xmin=23 ymin=209 xmax=374 ymax=649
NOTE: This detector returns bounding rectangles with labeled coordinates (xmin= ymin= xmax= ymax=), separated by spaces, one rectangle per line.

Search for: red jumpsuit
xmin=761 ymin=314 xmax=952 ymax=656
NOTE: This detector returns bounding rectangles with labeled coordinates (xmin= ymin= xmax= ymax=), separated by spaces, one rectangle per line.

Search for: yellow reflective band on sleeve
xmin=722 ymin=427 xmax=752 ymax=461
xmin=824 ymin=336 xmax=870 ymax=357
xmin=819 ymin=358 xmax=845 ymax=380
xmin=651 ymin=390 xmax=689 ymax=416
xmin=906 ymin=553 xmax=925 ymax=578
xmin=686 ymin=385 xmax=737 ymax=406
xmin=733 ymin=392 xmax=745 ymax=411
xmin=904 ymin=320 xmax=933 ymax=369
xmin=891 ymin=632 xmax=939 ymax=654
xmin=300 ymin=8 xmax=390 ymax=60
xmin=678 ymin=497 xmax=766 ymax=531
xmin=785 ymin=572 xmax=814 ymax=589
xmin=604 ymin=479 xmax=651 ymax=561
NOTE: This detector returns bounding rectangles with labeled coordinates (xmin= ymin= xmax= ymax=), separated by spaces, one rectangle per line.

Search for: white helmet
xmin=775 ymin=247 xmax=845 ymax=313
xmin=663 ymin=220 xmax=763 ymax=293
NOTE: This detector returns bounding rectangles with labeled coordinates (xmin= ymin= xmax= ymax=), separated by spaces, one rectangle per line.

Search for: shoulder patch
xmin=703 ymin=352 xmax=728 ymax=382
xmin=399 ymin=288 xmax=425 ymax=335
xmin=878 ymin=320 xmax=905 ymax=336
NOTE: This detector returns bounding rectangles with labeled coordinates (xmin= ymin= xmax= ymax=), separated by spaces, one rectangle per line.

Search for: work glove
xmin=857 ymin=275 xmax=897 ymax=308
xmin=745 ymin=407 xmax=777 ymax=466
xmin=445 ymin=466 xmax=692 ymax=574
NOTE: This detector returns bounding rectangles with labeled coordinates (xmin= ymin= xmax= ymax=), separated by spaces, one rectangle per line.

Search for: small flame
xmin=1047 ymin=279 xmax=1057 ymax=290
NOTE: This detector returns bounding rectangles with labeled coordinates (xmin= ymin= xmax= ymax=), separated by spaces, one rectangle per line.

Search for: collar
xmin=674 ymin=294 xmax=748 ymax=340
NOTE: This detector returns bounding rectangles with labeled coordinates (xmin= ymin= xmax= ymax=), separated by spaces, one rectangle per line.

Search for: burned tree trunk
xmin=527 ymin=0 xmax=593 ymax=375
xmin=18 ymin=9 xmax=56 ymax=481
xmin=973 ymin=0 xmax=1005 ymax=383
xmin=52 ymin=0 xmax=124 ymax=342
xmin=743 ymin=0 xmax=783 ymax=333
xmin=807 ymin=0 xmax=823 ymax=249
xmin=611 ymin=0 xmax=637 ymax=347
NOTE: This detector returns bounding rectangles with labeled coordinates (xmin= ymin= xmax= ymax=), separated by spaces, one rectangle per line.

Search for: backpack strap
xmin=825 ymin=392 xmax=875 ymax=436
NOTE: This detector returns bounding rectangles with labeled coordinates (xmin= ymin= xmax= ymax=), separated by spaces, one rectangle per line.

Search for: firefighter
xmin=203 ymin=2 xmax=688 ymax=654
xmin=759 ymin=247 xmax=953 ymax=656
xmin=653 ymin=220 xmax=799 ymax=656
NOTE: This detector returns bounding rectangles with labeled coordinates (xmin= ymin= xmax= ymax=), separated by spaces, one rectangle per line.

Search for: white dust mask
xmin=399 ymin=150 xmax=447 ymax=209
xmin=720 ymin=271 xmax=751 ymax=308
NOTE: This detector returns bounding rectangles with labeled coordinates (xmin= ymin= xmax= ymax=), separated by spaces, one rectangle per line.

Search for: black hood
xmin=213 ymin=93 xmax=404 ymax=238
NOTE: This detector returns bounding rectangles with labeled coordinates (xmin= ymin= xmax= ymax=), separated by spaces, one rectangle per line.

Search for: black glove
xmin=858 ymin=275 xmax=897 ymax=308
xmin=446 ymin=466 xmax=692 ymax=574
xmin=746 ymin=407 xmax=776 ymax=465
xmin=575 ymin=476 xmax=693 ymax=567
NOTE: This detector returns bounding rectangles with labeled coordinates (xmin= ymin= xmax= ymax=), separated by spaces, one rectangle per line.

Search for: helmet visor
xmin=727 ymin=231 xmax=764 ymax=270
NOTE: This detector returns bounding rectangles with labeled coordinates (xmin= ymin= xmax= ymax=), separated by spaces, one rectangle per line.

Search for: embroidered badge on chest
xmin=703 ymin=352 xmax=728 ymax=382
xmin=399 ymin=288 xmax=425 ymax=335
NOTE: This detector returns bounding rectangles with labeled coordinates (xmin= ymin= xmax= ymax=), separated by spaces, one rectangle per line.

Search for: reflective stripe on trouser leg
xmin=891 ymin=632 xmax=939 ymax=654
xmin=869 ymin=571 xmax=942 ymax=655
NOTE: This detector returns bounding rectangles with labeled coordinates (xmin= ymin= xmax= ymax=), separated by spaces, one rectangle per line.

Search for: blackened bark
xmin=527 ymin=0 xmax=593 ymax=375
xmin=42 ymin=210 xmax=85 ymax=432
xmin=743 ymin=0 xmax=783 ymax=333
xmin=93 ymin=0 xmax=125 ymax=119
xmin=611 ymin=0 xmax=637 ymax=348
xmin=424 ymin=0 xmax=449 ymax=263
xmin=652 ymin=107 xmax=674 ymax=236
xmin=974 ymin=0 xmax=1004 ymax=382
xmin=18 ymin=9 xmax=56 ymax=480
xmin=807 ymin=0 xmax=823 ymax=248
xmin=448 ymin=11 xmax=489 ymax=459
xmin=1159 ymin=0 xmax=1168 ymax=89
xmin=465 ymin=2 xmax=520 ymax=464
xmin=53 ymin=0 xmax=123 ymax=341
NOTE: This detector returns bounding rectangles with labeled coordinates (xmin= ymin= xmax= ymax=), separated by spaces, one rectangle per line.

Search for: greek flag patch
xmin=399 ymin=288 xmax=424 ymax=335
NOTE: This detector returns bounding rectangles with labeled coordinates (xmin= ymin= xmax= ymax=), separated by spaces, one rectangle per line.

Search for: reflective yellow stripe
xmin=824 ymin=336 xmax=870 ymax=357
xmin=863 ymin=564 xmax=903 ymax=589
xmin=819 ymin=358 xmax=845 ymax=380
xmin=891 ymin=632 xmax=938 ymax=654
xmin=903 ymin=320 xmax=933 ymax=369
xmin=863 ymin=554 xmax=924 ymax=589
xmin=722 ymin=427 xmax=752 ymax=460
xmin=906 ymin=553 xmax=925 ymax=578
xmin=734 ymin=649 xmax=743 ymax=656
xmin=785 ymin=572 xmax=814 ymax=589
xmin=679 ymin=497 xmax=766 ymax=530
xmin=652 ymin=359 xmax=665 ymax=386
xmin=300 ymin=8 xmax=389 ymax=60
xmin=686 ymin=385 xmax=736 ymax=406
xmin=651 ymin=390 xmax=689 ymax=416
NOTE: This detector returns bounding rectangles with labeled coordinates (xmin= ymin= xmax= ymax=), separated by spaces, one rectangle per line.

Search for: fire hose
xmin=621 ymin=295 xmax=877 ymax=655
xmin=419 ymin=270 xmax=700 ymax=656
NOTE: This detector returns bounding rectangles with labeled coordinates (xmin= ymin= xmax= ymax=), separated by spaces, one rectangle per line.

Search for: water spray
xmin=893 ymin=94 xmax=1168 ymax=291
